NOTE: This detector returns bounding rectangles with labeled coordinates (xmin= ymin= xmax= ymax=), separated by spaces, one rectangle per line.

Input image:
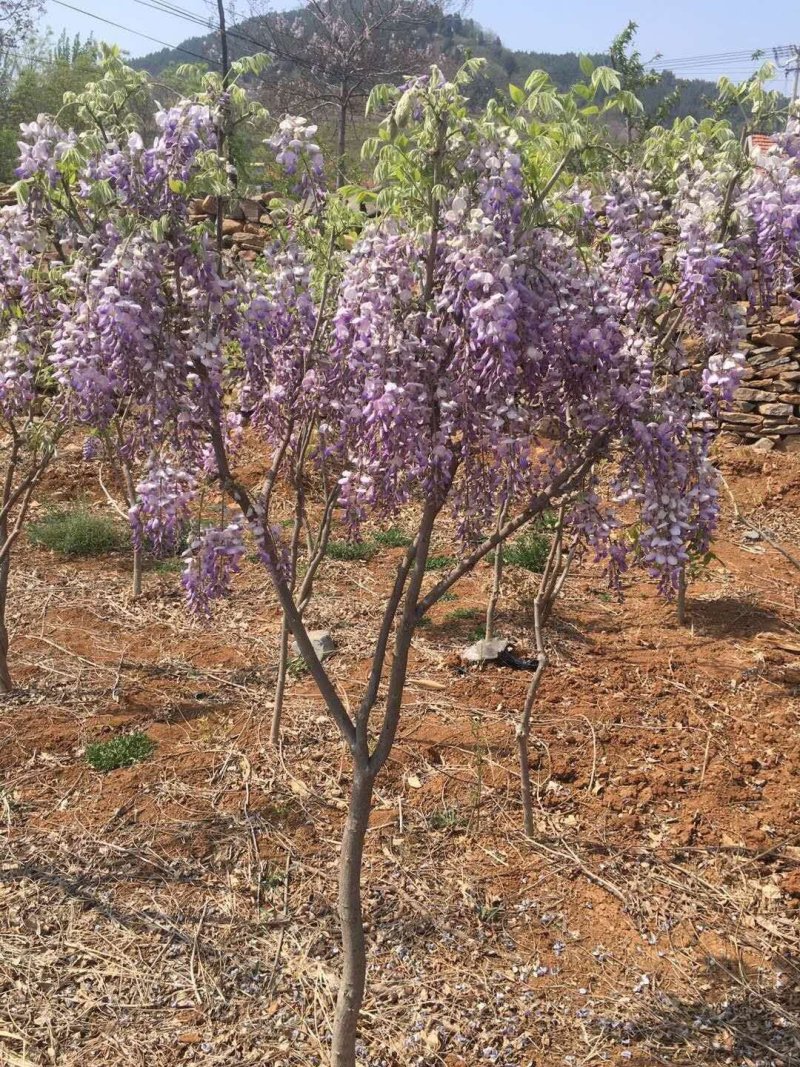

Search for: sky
xmin=39 ymin=0 xmax=800 ymax=91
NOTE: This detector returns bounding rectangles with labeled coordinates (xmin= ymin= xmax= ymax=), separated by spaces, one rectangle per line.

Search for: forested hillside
xmin=134 ymin=10 xmax=727 ymax=122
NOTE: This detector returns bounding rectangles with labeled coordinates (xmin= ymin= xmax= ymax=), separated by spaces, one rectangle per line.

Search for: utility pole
xmin=787 ymin=45 xmax=800 ymax=107
xmin=216 ymin=0 xmax=230 ymax=86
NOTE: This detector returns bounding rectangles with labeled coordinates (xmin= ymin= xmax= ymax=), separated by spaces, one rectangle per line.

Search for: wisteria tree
xmin=10 ymin=52 xmax=800 ymax=1067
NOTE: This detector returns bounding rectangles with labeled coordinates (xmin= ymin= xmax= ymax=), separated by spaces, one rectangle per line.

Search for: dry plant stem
xmin=485 ymin=498 xmax=509 ymax=640
xmin=271 ymin=478 xmax=306 ymax=746
xmin=270 ymin=482 xmax=337 ymax=745
xmin=117 ymin=452 xmax=142 ymax=598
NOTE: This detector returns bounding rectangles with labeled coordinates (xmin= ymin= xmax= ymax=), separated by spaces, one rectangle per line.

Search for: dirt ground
xmin=1 ymin=441 xmax=800 ymax=1067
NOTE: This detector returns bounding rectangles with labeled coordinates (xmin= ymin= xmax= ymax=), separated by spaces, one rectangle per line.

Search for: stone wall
xmin=189 ymin=195 xmax=273 ymax=258
xmin=719 ymin=308 xmax=800 ymax=453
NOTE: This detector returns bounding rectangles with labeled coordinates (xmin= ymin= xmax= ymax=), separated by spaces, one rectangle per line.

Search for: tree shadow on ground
xmin=684 ymin=595 xmax=788 ymax=639
xmin=611 ymin=953 xmax=800 ymax=1065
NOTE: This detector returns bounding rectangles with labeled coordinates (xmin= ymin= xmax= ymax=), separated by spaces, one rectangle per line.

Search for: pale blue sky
xmin=40 ymin=0 xmax=800 ymax=90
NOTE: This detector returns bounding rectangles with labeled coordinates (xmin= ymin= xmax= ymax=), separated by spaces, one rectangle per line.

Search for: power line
xmin=650 ymin=45 xmax=793 ymax=74
xmin=654 ymin=45 xmax=792 ymax=65
xmin=133 ymin=0 xmax=279 ymax=58
xmin=133 ymin=0 xmax=212 ymax=33
xmin=49 ymin=0 xmax=212 ymax=61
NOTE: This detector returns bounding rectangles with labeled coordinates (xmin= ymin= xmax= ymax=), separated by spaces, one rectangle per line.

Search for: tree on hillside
xmin=247 ymin=0 xmax=457 ymax=181
xmin=9 ymin=45 xmax=800 ymax=1065
xmin=0 ymin=0 xmax=42 ymax=55
xmin=608 ymin=20 xmax=677 ymax=142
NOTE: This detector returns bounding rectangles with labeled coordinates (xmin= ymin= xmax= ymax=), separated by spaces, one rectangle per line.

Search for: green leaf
xmin=394 ymin=90 xmax=414 ymax=128
xmin=592 ymin=66 xmax=622 ymax=93
xmin=524 ymin=70 xmax=551 ymax=95
xmin=88 ymin=179 xmax=115 ymax=206
xmin=579 ymin=54 xmax=595 ymax=79
xmin=361 ymin=137 xmax=382 ymax=161
xmin=10 ymin=179 xmax=31 ymax=205
xmin=508 ymin=83 xmax=526 ymax=106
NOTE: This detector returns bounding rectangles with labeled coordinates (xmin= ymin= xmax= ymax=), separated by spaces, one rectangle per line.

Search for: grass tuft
xmin=429 ymin=805 xmax=464 ymax=830
xmin=153 ymin=557 xmax=184 ymax=574
xmin=325 ymin=539 xmax=376 ymax=562
xmin=287 ymin=656 xmax=309 ymax=679
xmin=85 ymin=732 xmax=154 ymax=772
xmin=503 ymin=528 xmax=551 ymax=573
xmin=425 ymin=554 xmax=456 ymax=572
xmin=29 ymin=507 xmax=128 ymax=557
xmin=372 ymin=526 xmax=413 ymax=548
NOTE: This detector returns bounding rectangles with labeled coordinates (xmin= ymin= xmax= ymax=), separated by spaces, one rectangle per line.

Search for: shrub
xmin=29 ymin=507 xmax=128 ymax=556
xmin=503 ymin=528 xmax=551 ymax=573
xmin=85 ymin=732 xmax=154 ymax=772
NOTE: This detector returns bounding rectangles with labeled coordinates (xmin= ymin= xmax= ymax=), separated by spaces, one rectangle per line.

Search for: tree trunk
xmin=270 ymin=616 xmax=290 ymax=745
xmin=676 ymin=564 xmax=687 ymax=626
xmin=0 ymin=535 xmax=11 ymax=694
xmin=132 ymin=539 xmax=143 ymax=599
xmin=516 ymin=726 xmax=534 ymax=838
xmin=485 ymin=502 xmax=508 ymax=640
xmin=331 ymin=765 xmax=375 ymax=1067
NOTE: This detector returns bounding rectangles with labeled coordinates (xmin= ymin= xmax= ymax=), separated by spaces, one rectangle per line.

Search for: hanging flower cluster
xmin=181 ymin=522 xmax=246 ymax=615
xmin=267 ymin=115 xmax=326 ymax=200
xmin=130 ymin=461 xmax=196 ymax=556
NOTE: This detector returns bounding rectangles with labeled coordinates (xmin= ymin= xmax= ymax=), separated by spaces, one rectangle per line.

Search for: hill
xmin=133 ymin=10 xmax=726 ymax=124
